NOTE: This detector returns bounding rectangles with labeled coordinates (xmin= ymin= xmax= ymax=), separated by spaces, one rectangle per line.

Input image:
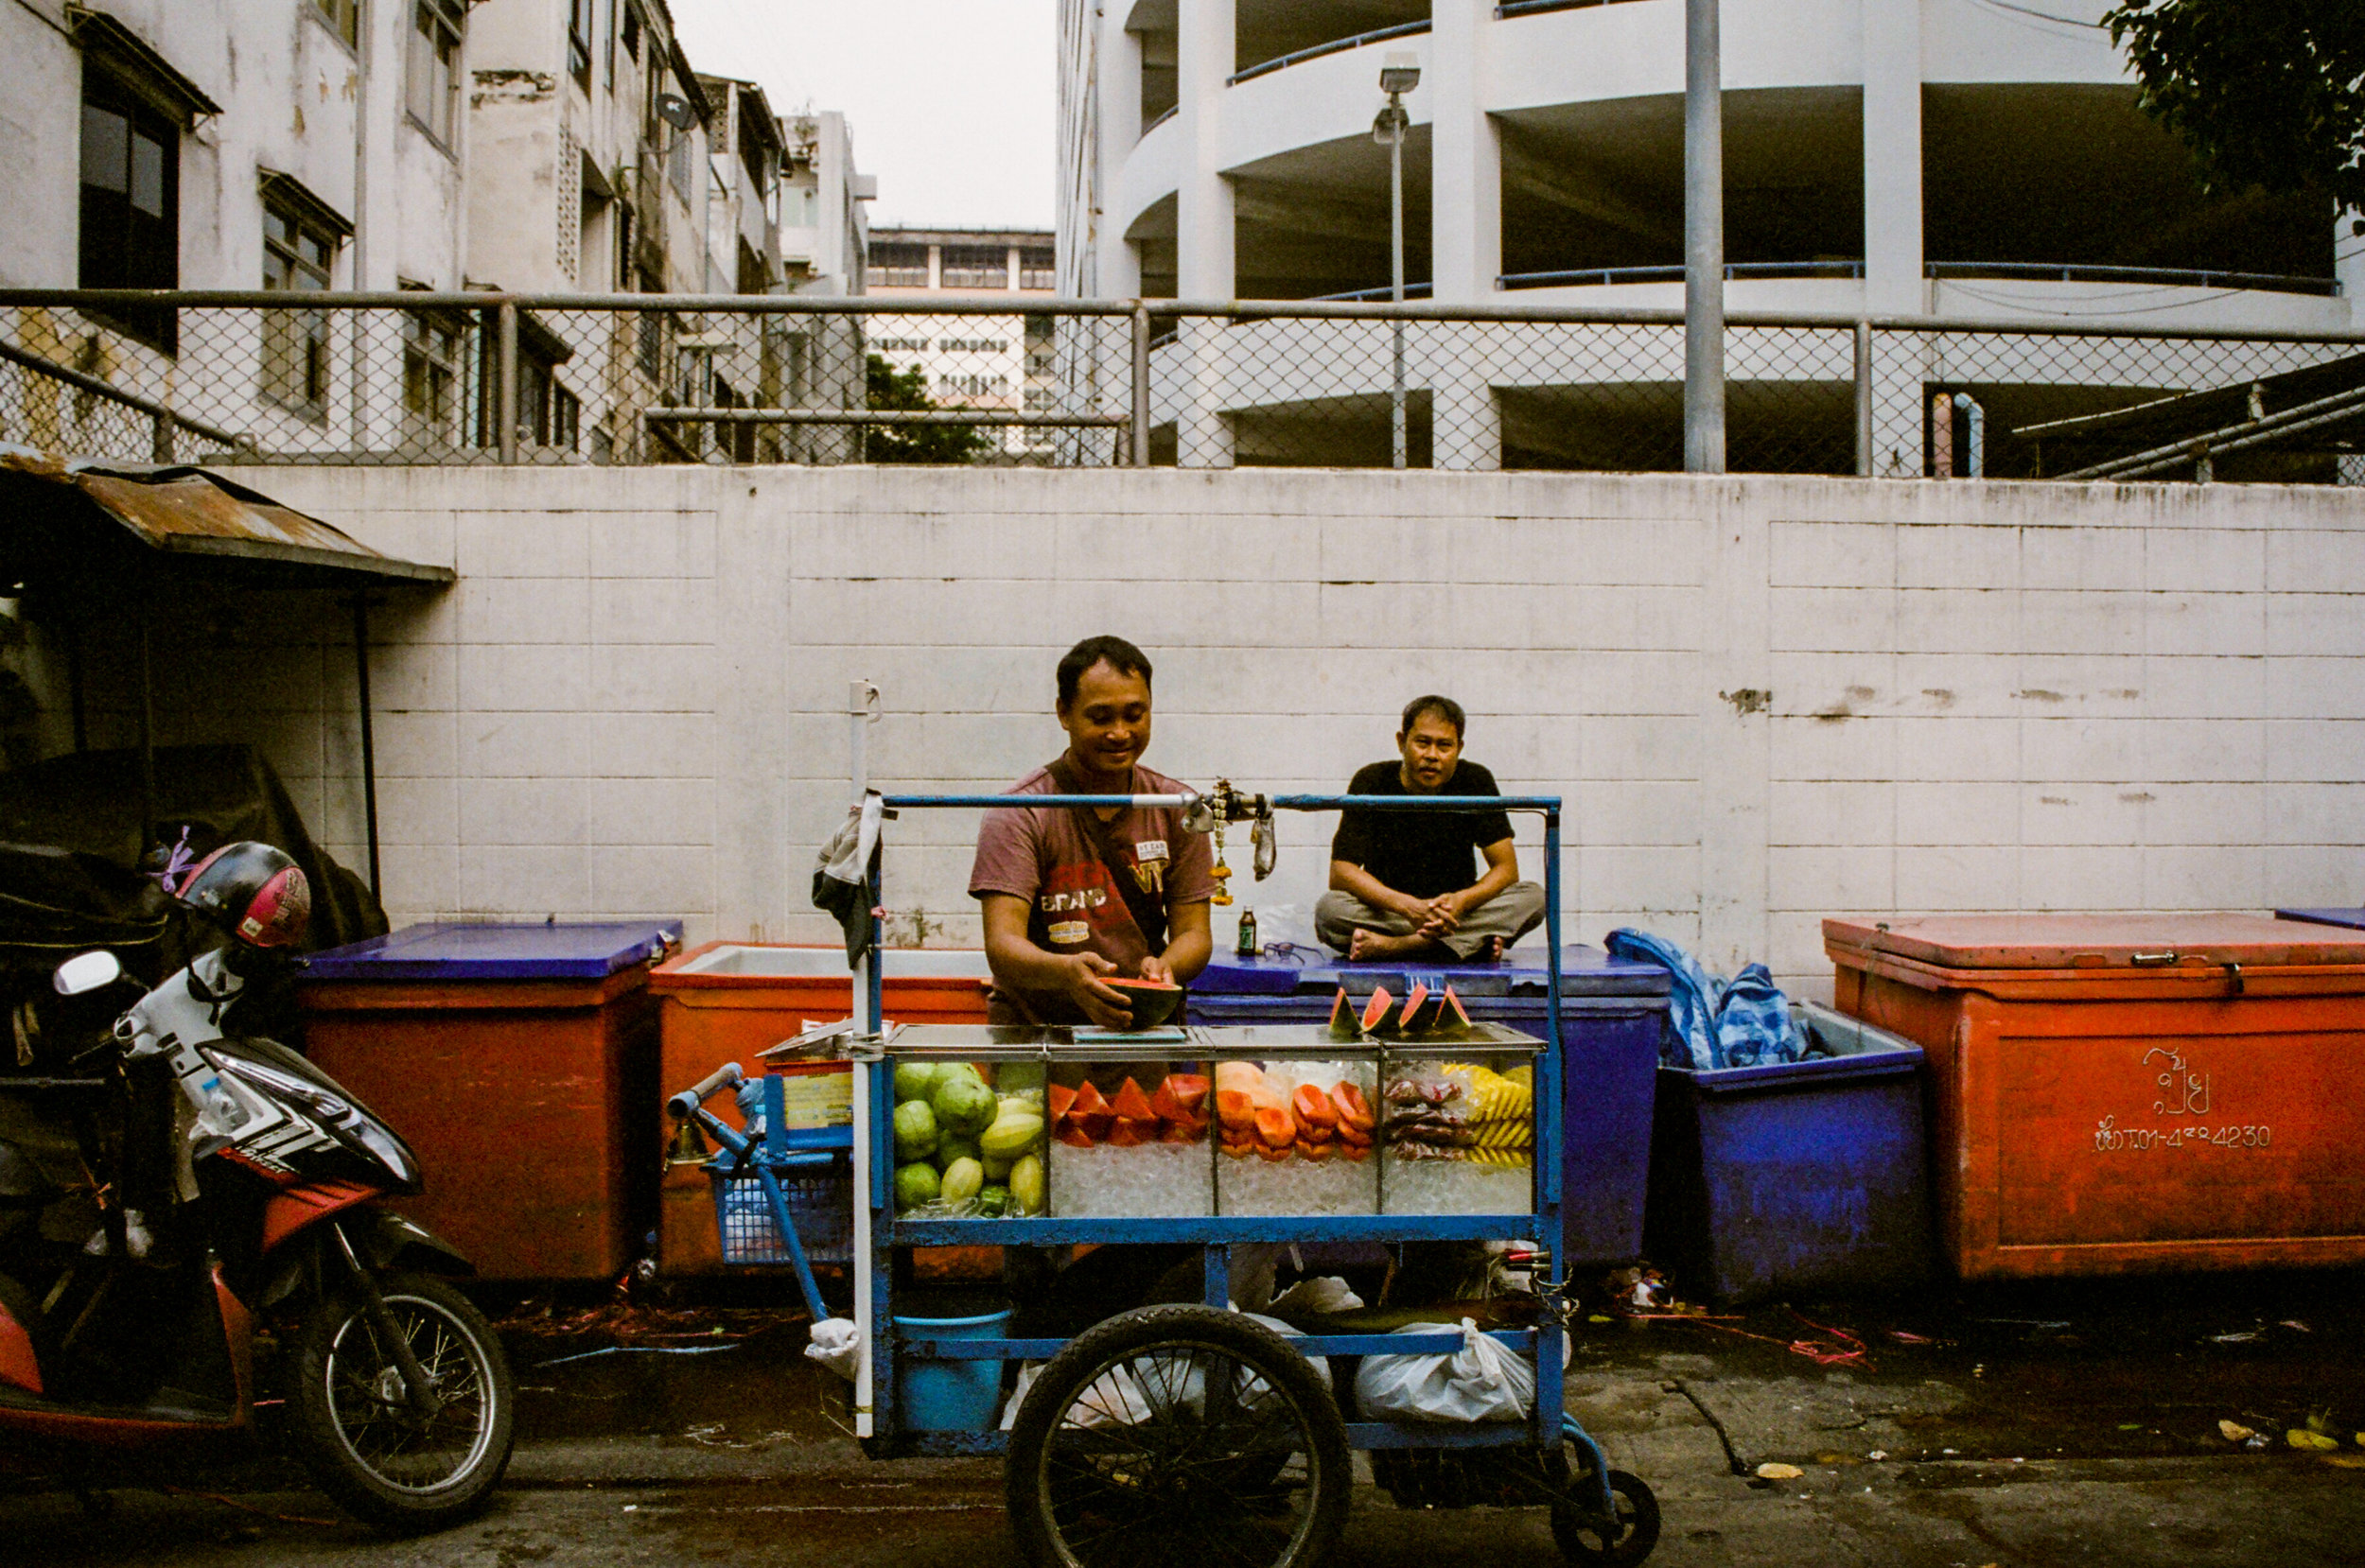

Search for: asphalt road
xmin=7 ymin=1268 xmax=2365 ymax=1565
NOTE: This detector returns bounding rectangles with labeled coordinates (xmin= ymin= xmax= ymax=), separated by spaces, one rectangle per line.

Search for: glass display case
xmin=882 ymin=1022 xmax=1541 ymax=1222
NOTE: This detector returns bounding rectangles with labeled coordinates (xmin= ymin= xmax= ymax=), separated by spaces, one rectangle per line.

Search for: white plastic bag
xmin=1000 ymin=1311 xmax=1331 ymax=1431
xmin=1266 ymin=1276 xmax=1364 ymax=1317
xmin=803 ymin=1317 xmax=860 ymax=1382
xmin=1351 ymin=1318 xmax=1534 ymax=1424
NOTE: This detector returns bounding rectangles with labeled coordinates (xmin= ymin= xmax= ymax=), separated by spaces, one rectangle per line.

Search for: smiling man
xmin=1317 ymin=695 xmax=1544 ymax=964
xmin=970 ymin=636 xmax=1216 ymax=1026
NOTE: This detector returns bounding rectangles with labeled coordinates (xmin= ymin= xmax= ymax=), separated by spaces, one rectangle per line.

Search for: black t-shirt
xmin=1329 ymin=760 xmax=1516 ymax=900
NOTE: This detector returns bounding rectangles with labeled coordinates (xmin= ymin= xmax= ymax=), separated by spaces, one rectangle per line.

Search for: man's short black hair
xmin=1400 ymin=694 xmax=1466 ymax=740
xmin=1057 ymin=636 xmax=1154 ymax=707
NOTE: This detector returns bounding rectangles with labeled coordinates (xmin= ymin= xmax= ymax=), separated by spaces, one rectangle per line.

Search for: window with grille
xmin=312 ymin=0 xmax=359 ymax=46
xmin=867 ymin=243 xmax=929 ymax=288
xmin=261 ymin=195 xmax=339 ymax=419
xmin=407 ymin=1 xmax=463 ymax=147
xmin=1020 ymin=250 xmax=1056 ymax=290
xmin=402 ymin=306 xmax=462 ymax=446
xmin=79 ymin=75 xmax=179 ymax=349
xmin=940 ymin=245 xmax=1008 ymax=289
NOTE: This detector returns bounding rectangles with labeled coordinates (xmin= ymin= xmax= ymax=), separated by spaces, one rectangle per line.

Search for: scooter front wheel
xmin=290 ymin=1271 xmax=516 ymax=1533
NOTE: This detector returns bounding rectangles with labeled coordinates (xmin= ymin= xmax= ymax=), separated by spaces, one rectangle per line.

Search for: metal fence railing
xmin=3 ymin=289 xmax=2362 ymax=483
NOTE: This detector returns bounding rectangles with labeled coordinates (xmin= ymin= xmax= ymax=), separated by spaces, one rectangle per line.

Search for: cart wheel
xmin=1551 ymin=1467 xmax=1659 ymax=1567
xmin=1004 ymin=1303 xmax=1351 ymax=1568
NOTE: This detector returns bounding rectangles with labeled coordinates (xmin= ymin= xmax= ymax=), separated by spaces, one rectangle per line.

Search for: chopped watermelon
xmin=1159 ymin=1118 xmax=1205 ymax=1143
xmin=1108 ymin=1116 xmax=1153 ymax=1147
xmin=1068 ymin=1081 xmax=1112 ymax=1141
xmin=1111 ymin=1077 xmax=1156 ymax=1124
xmin=1047 ymin=1083 xmax=1077 ymax=1123
xmin=1055 ymin=1123 xmax=1095 ymax=1148
xmin=1397 ymin=981 xmax=1430 ymax=1034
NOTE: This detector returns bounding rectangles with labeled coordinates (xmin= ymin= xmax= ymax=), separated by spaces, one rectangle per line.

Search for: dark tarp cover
xmin=0 ymin=746 xmax=387 ymax=1049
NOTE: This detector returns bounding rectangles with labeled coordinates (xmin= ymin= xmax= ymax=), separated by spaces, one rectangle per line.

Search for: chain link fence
xmin=2 ymin=291 xmax=2360 ymax=482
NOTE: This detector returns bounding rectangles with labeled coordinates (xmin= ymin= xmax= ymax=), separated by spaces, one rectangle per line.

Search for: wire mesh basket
xmin=708 ymin=1153 xmax=855 ymax=1268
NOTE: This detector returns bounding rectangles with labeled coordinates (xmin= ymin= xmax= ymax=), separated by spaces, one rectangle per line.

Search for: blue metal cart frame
xmin=841 ymin=788 xmax=1623 ymax=1525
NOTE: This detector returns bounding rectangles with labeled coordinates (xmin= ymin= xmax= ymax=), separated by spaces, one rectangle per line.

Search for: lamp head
xmin=1379 ymin=51 xmax=1420 ymax=96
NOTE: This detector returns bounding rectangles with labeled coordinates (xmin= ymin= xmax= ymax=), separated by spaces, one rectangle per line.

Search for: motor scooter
xmin=0 ymin=852 xmax=515 ymax=1532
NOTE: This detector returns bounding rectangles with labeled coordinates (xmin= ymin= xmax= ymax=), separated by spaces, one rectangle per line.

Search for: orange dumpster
xmin=649 ymin=944 xmax=990 ymax=1276
xmin=1827 ymin=914 xmax=2365 ymax=1281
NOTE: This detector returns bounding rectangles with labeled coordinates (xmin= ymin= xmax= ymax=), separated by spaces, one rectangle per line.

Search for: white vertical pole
xmin=1683 ymin=0 xmax=1725 ymax=474
xmin=847 ymin=675 xmax=878 ymax=1436
xmin=1390 ymin=116 xmax=1408 ymax=470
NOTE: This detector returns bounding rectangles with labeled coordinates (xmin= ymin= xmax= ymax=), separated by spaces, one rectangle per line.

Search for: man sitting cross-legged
xmin=1315 ymin=695 xmax=1546 ymax=964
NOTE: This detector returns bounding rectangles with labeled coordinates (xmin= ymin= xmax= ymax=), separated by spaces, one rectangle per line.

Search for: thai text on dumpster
xmin=2093 ymin=1046 xmax=2269 ymax=1154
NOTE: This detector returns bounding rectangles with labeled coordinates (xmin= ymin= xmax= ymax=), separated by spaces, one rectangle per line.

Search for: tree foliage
xmin=863 ymin=354 xmax=991 ymax=464
xmin=2103 ymin=1 xmax=2365 ymax=222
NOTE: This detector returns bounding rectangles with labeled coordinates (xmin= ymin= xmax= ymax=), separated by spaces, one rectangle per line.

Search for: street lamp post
xmin=1375 ymin=51 xmax=1419 ymax=470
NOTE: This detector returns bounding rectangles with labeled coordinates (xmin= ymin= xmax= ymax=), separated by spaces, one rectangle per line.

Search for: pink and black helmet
xmin=174 ymin=841 xmax=311 ymax=950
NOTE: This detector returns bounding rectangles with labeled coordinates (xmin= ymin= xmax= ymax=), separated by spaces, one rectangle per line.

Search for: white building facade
xmin=866 ymin=228 xmax=1059 ymax=458
xmin=1059 ymin=0 xmax=2365 ymax=472
xmin=0 ymin=0 xmax=471 ymax=457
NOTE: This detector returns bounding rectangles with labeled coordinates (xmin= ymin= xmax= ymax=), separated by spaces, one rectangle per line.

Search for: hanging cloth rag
xmin=812 ymin=791 xmax=885 ymax=964
xmin=1604 ymin=929 xmax=1802 ymax=1070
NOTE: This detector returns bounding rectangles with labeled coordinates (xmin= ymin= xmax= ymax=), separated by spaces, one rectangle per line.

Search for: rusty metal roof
xmin=0 ymin=444 xmax=454 ymax=587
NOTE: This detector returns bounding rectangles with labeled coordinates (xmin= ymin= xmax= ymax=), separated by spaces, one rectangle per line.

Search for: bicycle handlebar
xmin=668 ymin=1062 xmax=745 ymax=1120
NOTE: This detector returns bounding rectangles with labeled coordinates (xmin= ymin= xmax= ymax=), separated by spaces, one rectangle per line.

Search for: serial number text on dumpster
xmin=2092 ymin=1117 xmax=2271 ymax=1153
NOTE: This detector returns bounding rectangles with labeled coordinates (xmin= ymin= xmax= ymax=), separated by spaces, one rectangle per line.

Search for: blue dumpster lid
xmin=1195 ymin=944 xmax=1669 ymax=999
xmin=2275 ymin=908 xmax=2365 ymax=932
xmin=302 ymin=920 xmax=685 ymax=982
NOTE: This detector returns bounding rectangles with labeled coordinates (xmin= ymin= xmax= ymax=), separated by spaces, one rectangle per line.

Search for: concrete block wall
xmin=165 ymin=465 xmax=2365 ymax=1001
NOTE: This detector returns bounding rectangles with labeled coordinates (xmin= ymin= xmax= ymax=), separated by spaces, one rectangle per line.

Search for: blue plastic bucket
xmin=893 ymin=1309 xmax=1013 ymax=1431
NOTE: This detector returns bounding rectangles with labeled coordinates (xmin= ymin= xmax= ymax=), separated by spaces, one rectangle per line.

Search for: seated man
xmin=1316 ymin=696 xmax=1545 ymax=963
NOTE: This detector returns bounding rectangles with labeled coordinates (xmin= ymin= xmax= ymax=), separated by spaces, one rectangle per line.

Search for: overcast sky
xmin=669 ymin=0 xmax=1058 ymax=232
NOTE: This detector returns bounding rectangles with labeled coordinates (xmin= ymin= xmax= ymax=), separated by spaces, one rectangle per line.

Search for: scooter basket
xmin=708 ymin=1153 xmax=853 ymax=1268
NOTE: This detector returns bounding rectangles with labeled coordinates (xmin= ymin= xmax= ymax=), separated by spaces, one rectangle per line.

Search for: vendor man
xmin=970 ymin=636 xmax=1216 ymax=1025
xmin=1317 ymin=696 xmax=1545 ymax=963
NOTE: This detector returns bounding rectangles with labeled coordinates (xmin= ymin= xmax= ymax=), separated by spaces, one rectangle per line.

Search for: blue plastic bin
xmin=894 ymin=1309 xmax=1014 ymax=1430
xmin=2276 ymin=908 xmax=2365 ymax=932
xmin=1643 ymin=1001 xmax=1934 ymax=1303
xmin=1189 ymin=945 xmax=1671 ymax=1265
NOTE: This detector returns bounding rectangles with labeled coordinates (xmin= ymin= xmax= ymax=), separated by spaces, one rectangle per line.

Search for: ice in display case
xmin=1377 ymin=1047 xmax=1538 ymax=1216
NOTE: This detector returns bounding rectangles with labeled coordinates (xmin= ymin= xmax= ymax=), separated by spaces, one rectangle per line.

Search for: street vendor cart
xmin=671 ymin=782 xmax=1659 ymax=1568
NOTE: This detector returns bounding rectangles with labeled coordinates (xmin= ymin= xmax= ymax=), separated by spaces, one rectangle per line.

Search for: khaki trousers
xmin=1314 ymin=881 xmax=1548 ymax=961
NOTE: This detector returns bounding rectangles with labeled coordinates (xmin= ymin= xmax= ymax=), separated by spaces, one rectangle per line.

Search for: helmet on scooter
xmin=175 ymin=841 xmax=310 ymax=950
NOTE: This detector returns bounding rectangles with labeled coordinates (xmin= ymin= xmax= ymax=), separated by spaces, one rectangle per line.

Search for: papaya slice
xmin=1215 ymin=1089 xmax=1258 ymax=1132
xmin=1253 ymin=1106 xmax=1297 ymax=1150
xmin=1047 ymin=1083 xmax=1077 ymax=1123
xmin=1338 ymin=1141 xmax=1372 ymax=1161
xmin=1221 ymin=1139 xmax=1255 ymax=1159
xmin=1111 ymin=1077 xmax=1156 ymax=1124
xmin=1215 ymin=1060 xmax=1266 ymax=1094
xmin=1108 ymin=1116 xmax=1153 ymax=1147
xmin=1254 ymin=1143 xmax=1291 ymax=1162
xmin=1329 ymin=1082 xmax=1376 ymax=1133
xmin=1336 ymin=1121 xmax=1375 ymax=1149
xmin=1291 ymin=1083 xmax=1337 ymax=1130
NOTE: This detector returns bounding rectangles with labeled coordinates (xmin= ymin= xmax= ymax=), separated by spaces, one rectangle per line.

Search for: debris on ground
xmin=1755 ymin=1462 xmax=1804 ymax=1481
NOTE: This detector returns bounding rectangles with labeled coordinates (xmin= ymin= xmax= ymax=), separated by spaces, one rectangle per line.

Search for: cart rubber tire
xmin=1551 ymin=1468 xmax=1660 ymax=1566
xmin=1004 ymin=1303 xmax=1351 ymax=1568
xmin=290 ymin=1271 xmax=516 ymax=1534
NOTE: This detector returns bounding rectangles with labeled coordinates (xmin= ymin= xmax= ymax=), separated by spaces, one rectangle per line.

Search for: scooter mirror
xmin=54 ymin=950 xmax=123 ymax=997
